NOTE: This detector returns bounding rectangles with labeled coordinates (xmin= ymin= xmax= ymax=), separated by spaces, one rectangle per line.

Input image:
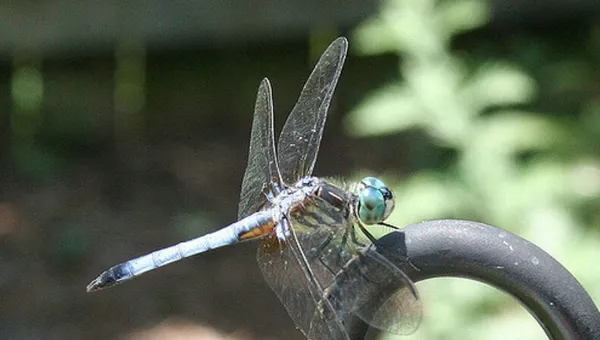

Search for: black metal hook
xmin=346 ymin=219 xmax=600 ymax=340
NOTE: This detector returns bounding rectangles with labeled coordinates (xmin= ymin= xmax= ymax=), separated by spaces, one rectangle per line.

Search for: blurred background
xmin=1 ymin=0 xmax=599 ymax=339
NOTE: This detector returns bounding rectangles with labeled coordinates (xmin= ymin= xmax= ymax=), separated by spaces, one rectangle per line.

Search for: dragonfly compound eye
xmin=358 ymin=177 xmax=395 ymax=224
xmin=358 ymin=186 xmax=386 ymax=225
xmin=380 ymin=186 xmax=395 ymax=220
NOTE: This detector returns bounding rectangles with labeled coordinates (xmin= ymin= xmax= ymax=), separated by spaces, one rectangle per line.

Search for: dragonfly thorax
xmin=276 ymin=176 xmax=396 ymax=227
xmin=268 ymin=177 xmax=321 ymax=219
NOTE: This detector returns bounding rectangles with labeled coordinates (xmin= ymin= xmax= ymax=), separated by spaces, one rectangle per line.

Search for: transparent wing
xmin=277 ymin=37 xmax=348 ymax=184
xmin=324 ymin=246 xmax=422 ymax=335
xmin=238 ymin=78 xmax=283 ymax=219
xmin=258 ymin=191 xmax=421 ymax=337
xmin=258 ymin=220 xmax=350 ymax=340
xmin=258 ymin=194 xmax=355 ymax=340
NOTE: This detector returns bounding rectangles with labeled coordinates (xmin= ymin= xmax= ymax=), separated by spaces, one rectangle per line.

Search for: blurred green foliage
xmin=347 ymin=0 xmax=600 ymax=339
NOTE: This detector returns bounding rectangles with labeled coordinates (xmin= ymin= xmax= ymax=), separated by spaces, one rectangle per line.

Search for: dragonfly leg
xmin=306 ymin=232 xmax=333 ymax=260
xmin=319 ymin=228 xmax=350 ymax=276
xmin=377 ymin=221 xmax=399 ymax=230
xmin=357 ymin=223 xmax=377 ymax=244
xmin=318 ymin=254 xmax=337 ymax=276
xmin=325 ymin=227 xmax=359 ymax=278
xmin=308 ymin=233 xmax=338 ymax=276
xmin=336 ymin=228 xmax=350 ymax=269
xmin=350 ymin=226 xmax=367 ymax=248
xmin=296 ymin=194 xmax=318 ymax=213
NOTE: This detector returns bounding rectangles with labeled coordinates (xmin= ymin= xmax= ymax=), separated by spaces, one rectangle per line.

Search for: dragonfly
xmin=87 ymin=37 xmax=422 ymax=339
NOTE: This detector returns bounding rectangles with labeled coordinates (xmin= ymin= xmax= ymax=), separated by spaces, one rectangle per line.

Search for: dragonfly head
xmin=356 ymin=177 xmax=395 ymax=225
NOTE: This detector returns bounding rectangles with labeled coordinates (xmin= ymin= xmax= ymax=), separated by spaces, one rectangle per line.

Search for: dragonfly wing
xmin=238 ymin=79 xmax=283 ymax=219
xmin=277 ymin=37 xmax=348 ymax=184
xmin=258 ymin=219 xmax=350 ymax=340
xmin=258 ymin=189 xmax=360 ymax=340
xmin=324 ymin=245 xmax=422 ymax=335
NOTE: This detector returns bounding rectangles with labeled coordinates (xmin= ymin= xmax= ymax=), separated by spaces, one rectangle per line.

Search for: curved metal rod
xmin=347 ymin=219 xmax=600 ymax=340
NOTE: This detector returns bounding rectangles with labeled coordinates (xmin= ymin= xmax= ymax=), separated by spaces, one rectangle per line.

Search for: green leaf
xmin=437 ymin=0 xmax=490 ymax=36
xmin=463 ymin=63 xmax=537 ymax=110
xmin=344 ymin=84 xmax=424 ymax=137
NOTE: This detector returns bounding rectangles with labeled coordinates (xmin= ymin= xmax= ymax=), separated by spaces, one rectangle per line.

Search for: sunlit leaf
xmin=463 ymin=63 xmax=537 ymax=110
xmin=437 ymin=0 xmax=490 ymax=36
xmin=353 ymin=17 xmax=403 ymax=55
xmin=345 ymin=84 xmax=423 ymax=137
xmin=468 ymin=111 xmax=568 ymax=155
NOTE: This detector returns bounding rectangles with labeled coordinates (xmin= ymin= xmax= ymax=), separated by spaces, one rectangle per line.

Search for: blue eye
xmin=362 ymin=177 xmax=386 ymax=190
xmin=357 ymin=177 xmax=395 ymax=225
